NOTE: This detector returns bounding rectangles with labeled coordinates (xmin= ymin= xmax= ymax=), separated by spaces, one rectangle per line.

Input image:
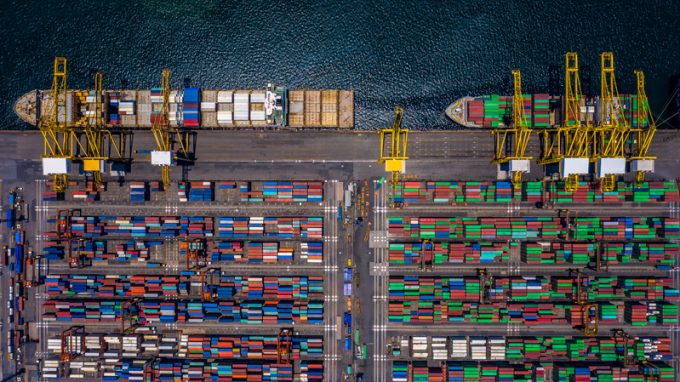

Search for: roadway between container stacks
xmin=385 ymin=323 xmax=673 ymax=336
xmin=372 ymin=180 xmax=389 ymax=382
xmin=322 ymin=181 xmax=340 ymax=381
xmin=387 ymin=264 xmax=669 ymax=276
xmin=40 ymin=323 xmax=325 ymax=336
xmin=397 ymin=204 xmax=674 ymax=217
xmin=46 ymin=264 xmax=325 ymax=276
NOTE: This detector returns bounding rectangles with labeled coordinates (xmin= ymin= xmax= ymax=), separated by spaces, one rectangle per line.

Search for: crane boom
xmin=150 ymin=69 xmax=193 ymax=189
xmin=491 ymin=69 xmax=532 ymax=189
xmin=39 ymin=57 xmax=77 ymax=192
xmin=539 ymin=52 xmax=590 ymax=192
xmin=378 ymin=107 xmax=408 ymax=206
xmin=629 ymin=70 xmax=657 ymax=184
xmin=594 ymin=52 xmax=630 ymax=191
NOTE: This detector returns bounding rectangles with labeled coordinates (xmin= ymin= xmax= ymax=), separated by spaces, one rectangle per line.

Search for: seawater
xmin=1 ymin=0 xmax=679 ymax=130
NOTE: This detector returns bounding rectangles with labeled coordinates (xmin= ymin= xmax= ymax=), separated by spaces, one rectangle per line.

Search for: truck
xmin=343 ymin=282 xmax=352 ymax=297
xmin=343 ymin=312 xmax=352 ymax=327
xmin=344 ymin=336 xmax=352 ymax=351
xmin=15 ymin=244 xmax=23 ymax=274
xmin=343 ymin=267 xmax=352 ymax=283
xmin=338 ymin=206 xmax=343 ymax=223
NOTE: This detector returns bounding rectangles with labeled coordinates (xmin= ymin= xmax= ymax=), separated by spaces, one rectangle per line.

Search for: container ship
xmin=15 ymin=84 xmax=354 ymax=129
xmin=446 ymin=94 xmax=646 ymax=129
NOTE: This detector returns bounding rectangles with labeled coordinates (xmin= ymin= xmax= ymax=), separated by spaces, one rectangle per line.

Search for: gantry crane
xmin=79 ymin=71 xmax=107 ymax=189
xmin=39 ymin=57 xmax=78 ymax=192
xmin=378 ymin=107 xmax=408 ymax=206
xmin=629 ymin=70 xmax=657 ymax=184
xmin=539 ymin=53 xmax=591 ymax=192
xmin=201 ymin=267 xmax=221 ymax=301
xmin=593 ymin=53 xmax=630 ymax=192
xmin=60 ymin=326 xmax=84 ymax=362
xmin=612 ymin=329 xmax=662 ymax=382
xmin=150 ymin=69 xmax=193 ymax=189
xmin=420 ymin=240 xmax=433 ymax=270
xmin=477 ymin=268 xmax=493 ymax=304
xmin=491 ymin=69 xmax=532 ymax=190
xmin=570 ymin=268 xmax=598 ymax=336
xmin=120 ymin=298 xmax=140 ymax=333
xmin=79 ymin=72 xmax=132 ymax=190
xmin=277 ymin=329 xmax=293 ymax=364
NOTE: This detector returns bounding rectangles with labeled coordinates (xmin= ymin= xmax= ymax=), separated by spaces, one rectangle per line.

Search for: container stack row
xmin=42 ymin=300 xmax=324 ymax=324
xmin=392 ymin=361 xmax=674 ymax=382
xmin=216 ymin=217 xmax=323 ymax=239
xmin=387 ymin=300 xmax=677 ymax=325
xmin=389 ymin=335 xmax=672 ymax=362
xmin=393 ymin=180 xmax=679 ymax=204
xmin=206 ymin=241 xmax=322 ymax=264
xmin=388 ymin=216 xmax=680 ymax=241
xmin=239 ymin=181 xmax=323 ymax=203
xmin=388 ymin=275 xmax=679 ymax=302
xmin=44 ymin=274 xmax=325 ymax=300
xmin=48 ymin=333 xmax=323 ymax=360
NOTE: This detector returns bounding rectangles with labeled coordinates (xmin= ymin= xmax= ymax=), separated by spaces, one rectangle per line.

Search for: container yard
xmin=0 ymin=126 xmax=679 ymax=381
xmin=375 ymin=174 xmax=680 ymax=382
xmin=3 ymin=58 xmax=680 ymax=380
xmin=0 ymin=175 xmax=356 ymax=382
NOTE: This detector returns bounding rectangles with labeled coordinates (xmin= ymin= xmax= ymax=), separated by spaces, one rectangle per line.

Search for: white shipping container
xmin=217 ymin=91 xmax=233 ymax=103
xmin=250 ymin=92 xmax=266 ymax=103
xmin=234 ymin=93 xmax=249 ymax=103
xmin=201 ymin=102 xmax=216 ymax=111
xmin=250 ymin=111 xmax=266 ymax=121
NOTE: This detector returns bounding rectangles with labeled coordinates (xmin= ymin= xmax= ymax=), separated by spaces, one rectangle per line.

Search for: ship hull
xmin=446 ymin=93 xmax=646 ymax=129
xmin=14 ymin=86 xmax=355 ymax=129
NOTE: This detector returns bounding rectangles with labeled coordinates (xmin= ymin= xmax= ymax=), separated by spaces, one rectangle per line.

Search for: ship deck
xmin=14 ymin=88 xmax=355 ymax=129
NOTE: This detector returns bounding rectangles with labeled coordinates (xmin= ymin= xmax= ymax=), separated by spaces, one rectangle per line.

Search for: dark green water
xmin=1 ymin=0 xmax=679 ymax=129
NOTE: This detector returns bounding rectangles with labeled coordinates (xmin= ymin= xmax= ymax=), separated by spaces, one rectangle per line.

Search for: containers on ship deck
xmin=287 ymin=90 xmax=354 ymax=128
xmin=48 ymin=86 xmax=354 ymax=129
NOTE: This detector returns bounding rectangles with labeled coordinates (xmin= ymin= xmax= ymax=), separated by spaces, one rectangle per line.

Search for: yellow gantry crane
xmin=377 ymin=107 xmax=408 ymax=204
xmin=593 ymin=52 xmax=630 ymax=192
xmin=79 ymin=72 xmax=132 ymax=190
xmin=39 ymin=57 xmax=78 ymax=192
xmin=629 ymin=70 xmax=657 ymax=184
xmin=150 ymin=69 xmax=192 ymax=189
xmin=539 ymin=52 xmax=591 ymax=192
xmin=491 ymin=69 xmax=532 ymax=190
xmin=79 ymin=72 xmax=108 ymax=189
